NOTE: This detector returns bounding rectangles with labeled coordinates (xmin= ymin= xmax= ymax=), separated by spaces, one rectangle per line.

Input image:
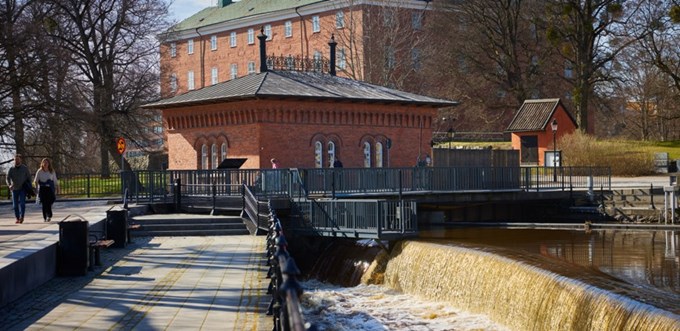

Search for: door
xmin=520 ymin=135 xmax=538 ymax=165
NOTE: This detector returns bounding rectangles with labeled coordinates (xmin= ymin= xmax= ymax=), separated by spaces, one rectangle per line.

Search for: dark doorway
xmin=520 ymin=135 xmax=538 ymax=164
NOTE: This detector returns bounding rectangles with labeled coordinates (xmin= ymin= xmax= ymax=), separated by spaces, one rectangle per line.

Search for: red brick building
xmin=506 ymin=99 xmax=577 ymax=166
xmin=145 ymin=36 xmax=456 ymax=170
xmin=160 ymin=0 xmax=432 ymax=97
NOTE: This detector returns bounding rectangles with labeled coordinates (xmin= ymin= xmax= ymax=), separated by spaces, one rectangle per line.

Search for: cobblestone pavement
xmin=0 ymin=235 xmax=272 ymax=331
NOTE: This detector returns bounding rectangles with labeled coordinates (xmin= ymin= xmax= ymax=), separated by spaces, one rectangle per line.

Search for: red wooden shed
xmin=506 ymin=99 xmax=577 ymax=166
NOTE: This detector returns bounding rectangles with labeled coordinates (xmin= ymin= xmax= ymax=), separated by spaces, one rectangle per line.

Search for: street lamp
xmin=447 ymin=128 xmax=454 ymax=150
xmin=551 ymin=118 xmax=558 ymax=182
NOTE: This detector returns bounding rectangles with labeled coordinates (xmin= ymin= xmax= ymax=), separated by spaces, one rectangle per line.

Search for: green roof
xmin=173 ymin=0 xmax=325 ymax=31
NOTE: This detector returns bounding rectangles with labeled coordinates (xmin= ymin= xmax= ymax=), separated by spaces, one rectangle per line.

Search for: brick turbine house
xmin=144 ymin=32 xmax=457 ymax=170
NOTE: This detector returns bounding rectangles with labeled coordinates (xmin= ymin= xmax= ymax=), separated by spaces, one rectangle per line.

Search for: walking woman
xmin=34 ymin=158 xmax=59 ymax=222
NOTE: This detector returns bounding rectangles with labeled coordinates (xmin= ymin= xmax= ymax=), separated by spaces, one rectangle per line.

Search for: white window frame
xmin=412 ymin=12 xmax=422 ymax=30
xmin=363 ymin=142 xmax=371 ymax=168
xmin=312 ymin=16 xmax=320 ymax=33
xmin=231 ymin=64 xmax=238 ymax=79
xmin=210 ymin=35 xmax=217 ymax=50
xmin=336 ymin=11 xmax=345 ymax=28
xmin=221 ymin=143 xmax=227 ymax=160
xmin=285 ymin=21 xmax=293 ymax=37
xmin=264 ymin=24 xmax=272 ymax=40
xmin=187 ymin=39 xmax=194 ymax=54
xmin=211 ymin=144 xmax=218 ymax=169
xmin=411 ymin=48 xmax=421 ymax=71
xmin=170 ymin=42 xmax=176 ymax=57
xmin=564 ymin=61 xmax=574 ymax=79
xmin=170 ymin=73 xmax=177 ymax=93
xmin=314 ymin=141 xmax=323 ymax=168
xmin=248 ymin=28 xmax=255 ymax=44
xmin=375 ymin=142 xmax=383 ymax=168
xmin=313 ymin=51 xmax=322 ymax=71
xmin=247 ymin=61 xmax=256 ymax=74
xmin=230 ymin=31 xmax=237 ymax=47
xmin=338 ymin=48 xmax=346 ymax=69
xmin=187 ymin=71 xmax=195 ymax=90
xmin=327 ymin=142 xmax=336 ymax=168
xmin=211 ymin=67 xmax=218 ymax=85
xmin=201 ymin=144 xmax=208 ymax=170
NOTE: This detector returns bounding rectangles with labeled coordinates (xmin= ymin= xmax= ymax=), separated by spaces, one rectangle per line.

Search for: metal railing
xmin=1 ymin=166 xmax=612 ymax=202
xmin=291 ymin=199 xmax=418 ymax=239
xmin=266 ymin=207 xmax=314 ymax=331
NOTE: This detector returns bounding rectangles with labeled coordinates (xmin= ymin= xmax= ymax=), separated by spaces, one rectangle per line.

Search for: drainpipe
xmin=196 ymin=27 xmax=205 ymax=88
xmin=295 ymin=6 xmax=307 ymax=59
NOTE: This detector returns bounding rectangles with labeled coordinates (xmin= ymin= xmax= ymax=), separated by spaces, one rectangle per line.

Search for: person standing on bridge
xmin=34 ymin=158 xmax=59 ymax=222
xmin=6 ymin=154 xmax=31 ymax=224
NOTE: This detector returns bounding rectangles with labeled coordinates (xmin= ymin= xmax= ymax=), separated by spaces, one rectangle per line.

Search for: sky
xmin=168 ymin=0 xmax=214 ymax=22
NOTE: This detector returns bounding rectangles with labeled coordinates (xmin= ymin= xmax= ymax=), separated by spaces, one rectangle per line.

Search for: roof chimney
xmin=218 ymin=0 xmax=233 ymax=8
xmin=258 ymin=28 xmax=268 ymax=73
xmin=328 ymin=34 xmax=337 ymax=76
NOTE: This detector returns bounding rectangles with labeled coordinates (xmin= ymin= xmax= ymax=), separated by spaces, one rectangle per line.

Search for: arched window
xmin=201 ymin=144 xmax=208 ymax=170
xmin=363 ymin=142 xmax=371 ymax=168
xmin=375 ymin=142 xmax=383 ymax=168
xmin=221 ymin=143 xmax=227 ymax=161
xmin=211 ymin=144 xmax=218 ymax=169
xmin=314 ymin=141 xmax=323 ymax=168
xmin=327 ymin=141 xmax=336 ymax=168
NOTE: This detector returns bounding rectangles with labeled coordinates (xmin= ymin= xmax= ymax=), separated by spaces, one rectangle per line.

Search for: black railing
xmin=0 ymin=166 xmax=612 ymax=202
xmin=266 ymin=206 xmax=315 ymax=331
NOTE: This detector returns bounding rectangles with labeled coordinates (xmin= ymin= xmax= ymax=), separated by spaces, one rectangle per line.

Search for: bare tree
xmin=47 ymin=0 xmax=171 ymax=176
xmin=544 ymin=0 xmax=645 ymax=133
xmin=330 ymin=0 xmax=435 ymax=93
xmin=0 ymin=0 xmax=40 ymax=157
xmin=423 ymin=0 xmax=566 ymax=132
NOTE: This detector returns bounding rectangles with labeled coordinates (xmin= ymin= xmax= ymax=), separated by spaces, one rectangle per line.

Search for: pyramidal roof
xmin=143 ymin=70 xmax=458 ymax=109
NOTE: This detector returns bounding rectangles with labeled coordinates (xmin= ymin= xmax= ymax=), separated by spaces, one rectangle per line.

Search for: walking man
xmin=6 ymin=154 xmax=31 ymax=223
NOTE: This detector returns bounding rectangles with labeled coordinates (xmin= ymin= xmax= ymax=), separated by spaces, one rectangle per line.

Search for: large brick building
xmin=144 ymin=57 xmax=456 ymax=169
xmin=160 ymin=0 xmax=432 ymax=97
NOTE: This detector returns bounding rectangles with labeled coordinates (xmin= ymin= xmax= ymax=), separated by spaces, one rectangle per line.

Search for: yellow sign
xmin=116 ymin=137 xmax=126 ymax=155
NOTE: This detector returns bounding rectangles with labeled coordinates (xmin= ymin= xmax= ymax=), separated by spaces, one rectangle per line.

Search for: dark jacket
xmin=6 ymin=164 xmax=30 ymax=191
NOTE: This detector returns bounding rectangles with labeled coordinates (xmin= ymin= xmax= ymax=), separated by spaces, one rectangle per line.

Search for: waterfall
xmin=382 ymin=241 xmax=680 ymax=330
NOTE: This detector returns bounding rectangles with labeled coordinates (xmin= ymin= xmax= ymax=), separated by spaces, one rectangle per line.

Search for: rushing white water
xmin=300 ymin=280 xmax=509 ymax=331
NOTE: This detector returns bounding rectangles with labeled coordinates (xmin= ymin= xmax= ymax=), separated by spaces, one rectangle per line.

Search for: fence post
xmin=174 ymin=178 xmax=182 ymax=212
xmin=87 ymin=174 xmax=91 ymax=198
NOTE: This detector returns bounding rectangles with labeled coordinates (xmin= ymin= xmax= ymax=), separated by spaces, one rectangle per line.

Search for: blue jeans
xmin=12 ymin=189 xmax=26 ymax=219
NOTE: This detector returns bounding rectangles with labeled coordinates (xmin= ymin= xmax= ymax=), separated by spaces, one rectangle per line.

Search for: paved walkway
xmin=0 ymin=201 xmax=272 ymax=331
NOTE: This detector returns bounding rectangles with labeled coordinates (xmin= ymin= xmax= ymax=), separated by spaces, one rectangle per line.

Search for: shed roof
xmin=505 ymin=98 xmax=575 ymax=132
xmin=143 ymin=70 xmax=459 ymax=109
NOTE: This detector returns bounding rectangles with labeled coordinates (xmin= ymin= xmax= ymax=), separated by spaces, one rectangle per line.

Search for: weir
xmin=382 ymin=241 xmax=680 ymax=330
xmin=299 ymin=236 xmax=680 ymax=330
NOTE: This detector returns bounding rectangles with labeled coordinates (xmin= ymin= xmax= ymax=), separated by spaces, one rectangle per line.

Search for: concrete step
xmin=130 ymin=214 xmax=249 ymax=237
xmin=133 ymin=229 xmax=250 ymax=236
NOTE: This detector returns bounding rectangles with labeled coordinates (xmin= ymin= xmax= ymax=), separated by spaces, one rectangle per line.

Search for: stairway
xmin=129 ymin=213 xmax=250 ymax=237
xmin=603 ymin=187 xmax=665 ymax=222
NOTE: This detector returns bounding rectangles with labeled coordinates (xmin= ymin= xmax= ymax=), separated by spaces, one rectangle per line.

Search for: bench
xmin=127 ymin=224 xmax=141 ymax=243
xmin=89 ymin=237 xmax=114 ymax=270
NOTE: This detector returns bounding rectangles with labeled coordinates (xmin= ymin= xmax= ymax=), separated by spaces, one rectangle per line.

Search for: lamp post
xmin=551 ymin=118 xmax=558 ymax=182
xmin=447 ymin=128 xmax=454 ymax=150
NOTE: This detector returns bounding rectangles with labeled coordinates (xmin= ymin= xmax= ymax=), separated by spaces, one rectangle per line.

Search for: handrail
xmin=266 ymin=204 xmax=313 ymax=331
xmin=242 ymin=184 xmax=262 ymax=230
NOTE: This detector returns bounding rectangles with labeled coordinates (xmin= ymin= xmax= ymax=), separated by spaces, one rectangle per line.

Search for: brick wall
xmin=164 ymin=99 xmax=436 ymax=170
